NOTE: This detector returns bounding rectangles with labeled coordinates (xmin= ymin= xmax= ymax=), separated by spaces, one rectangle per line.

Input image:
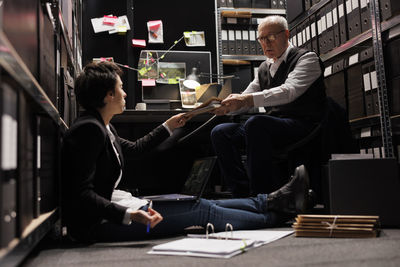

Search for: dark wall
xmin=82 ymin=0 xmax=134 ymax=106
xmin=82 ymin=0 xmax=217 ymax=109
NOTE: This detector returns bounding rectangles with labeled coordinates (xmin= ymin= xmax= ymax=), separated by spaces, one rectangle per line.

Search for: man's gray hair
xmin=258 ymin=15 xmax=288 ymax=31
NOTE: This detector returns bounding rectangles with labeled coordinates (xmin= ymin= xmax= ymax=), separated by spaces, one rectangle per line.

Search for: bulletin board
xmin=82 ymin=0 xmax=218 ymax=109
xmin=132 ymin=0 xmax=218 ymax=106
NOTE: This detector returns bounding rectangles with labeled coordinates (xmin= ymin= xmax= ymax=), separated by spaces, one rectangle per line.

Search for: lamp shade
xmin=183 ymin=67 xmax=200 ymax=89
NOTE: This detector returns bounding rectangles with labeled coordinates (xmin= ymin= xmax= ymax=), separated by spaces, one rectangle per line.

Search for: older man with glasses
xmin=211 ymin=15 xmax=326 ymax=198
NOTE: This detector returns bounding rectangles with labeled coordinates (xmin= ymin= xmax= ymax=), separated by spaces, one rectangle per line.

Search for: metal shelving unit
xmin=320 ymin=14 xmax=400 ymax=62
xmin=0 ymin=0 xmax=82 ymax=265
xmin=221 ymin=54 xmax=266 ymax=60
xmin=0 ymin=31 xmax=68 ymax=133
xmin=0 ymin=209 xmax=59 ymax=267
xmin=218 ymin=7 xmax=286 ymax=14
xmin=289 ymin=0 xmax=396 ymax=158
xmin=289 ymin=0 xmax=330 ymax=29
xmin=215 ymin=4 xmax=286 ymax=83
xmin=370 ymin=0 xmax=394 ymax=158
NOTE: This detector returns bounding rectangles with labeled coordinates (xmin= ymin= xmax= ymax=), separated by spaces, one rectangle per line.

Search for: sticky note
xmin=141 ymin=79 xmax=156 ymax=87
xmin=148 ymin=20 xmax=161 ymax=31
xmin=117 ymin=26 xmax=127 ymax=34
xmin=139 ymin=67 xmax=148 ymax=76
xmin=103 ymin=15 xmax=118 ymax=26
xmin=132 ymin=39 xmax=146 ymax=47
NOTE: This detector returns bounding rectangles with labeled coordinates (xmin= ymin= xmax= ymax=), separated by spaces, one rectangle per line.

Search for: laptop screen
xmin=181 ymin=157 xmax=216 ymax=197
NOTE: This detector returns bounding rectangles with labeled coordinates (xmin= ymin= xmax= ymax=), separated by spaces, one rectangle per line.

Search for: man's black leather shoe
xmin=266 ymin=165 xmax=310 ymax=214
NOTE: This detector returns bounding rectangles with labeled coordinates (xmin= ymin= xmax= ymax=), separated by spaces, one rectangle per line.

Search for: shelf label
xmin=346 ymin=0 xmax=353 ymax=15
xmin=227 ymin=17 xmax=237 ymax=24
xmin=228 ymin=30 xmax=235 ymax=40
xmin=324 ymin=66 xmax=332 ymax=77
xmin=361 ymin=127 xmax=371 ymax=138
xmin=373 ymin=147 xmax=380 ymax=158
xmin=371 ymin=71 xmax=378 ymax=89
xmin=348 ymin=53 xmax=359 ymax=65
xmin=333 ymin=8 xmax=338 ymax=25
xmin=363 ymin=73 xmax=371 ymax=91
xmin=297 ymin=32 xmax=303 ymax=46
xmin=327 ymin=11 xmax=333 ymax=29
xmin=321 ymin=15 xmax=327 ymax=32
xmin=235 ymin=30 xmax=242 ymax=39
xmin=242 ymin=30 xmax=249 ymax=40
xmin=339 ymin=4 xmax=345 ymax=18
xmin=360 ymin=0 xmax=368 ymax=9
xmin=1 ymin=114 xmax=17 ymax=170
xmin=311 ymin=22 xmax=316 ymax=38
xmin=317 ymin=19 xmax=322 ymax=35
xmin=221 ymin=30 xmax=228 ymax=40
xmin=249 ymin=31 xmax=256 ymax=41
xmin=352 ymin=0 xmax=359 ymax=9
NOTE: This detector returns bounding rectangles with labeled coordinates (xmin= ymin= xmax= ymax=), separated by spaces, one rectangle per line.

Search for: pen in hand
xmin=146 ymin=200 xmax=153 ymax=233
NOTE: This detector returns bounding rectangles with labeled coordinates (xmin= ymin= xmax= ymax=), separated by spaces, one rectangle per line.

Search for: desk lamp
xmin=180 ymin=67 xmax=201 ymax=108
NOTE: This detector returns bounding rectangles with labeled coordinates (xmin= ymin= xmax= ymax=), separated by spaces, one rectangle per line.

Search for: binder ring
xmin=206 ymin=223 xmax=215 ymax=239
xmin=225 ymin=223 xmax=233 ymax=240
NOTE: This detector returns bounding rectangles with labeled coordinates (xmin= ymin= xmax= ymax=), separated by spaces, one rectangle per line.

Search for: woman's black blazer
xmin=61 ymin=110 xmax=169 ymax=239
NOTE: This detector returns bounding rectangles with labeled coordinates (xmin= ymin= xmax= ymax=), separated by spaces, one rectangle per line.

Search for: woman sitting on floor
xmin=61 ymin=61 xmax=310 ymax=242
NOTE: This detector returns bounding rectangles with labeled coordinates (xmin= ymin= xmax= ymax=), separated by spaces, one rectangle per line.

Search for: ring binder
xmin=225 ymin=223 xmax=233 ymax=239
xmin=206 ymin=223 xmax=215 ymax=239
xmin=148 ymin=226 xmax=293 ymax=258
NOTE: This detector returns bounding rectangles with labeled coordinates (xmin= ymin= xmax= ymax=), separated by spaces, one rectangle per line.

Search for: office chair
xmin=274 ymin=97 xmax=357 ymax=205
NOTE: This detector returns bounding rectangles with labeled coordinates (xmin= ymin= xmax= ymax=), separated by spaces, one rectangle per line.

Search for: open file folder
xmin=148 ymin=228 xmax=293 ymax=258
xmin=148 ymin=238 xmax=256 ymax=258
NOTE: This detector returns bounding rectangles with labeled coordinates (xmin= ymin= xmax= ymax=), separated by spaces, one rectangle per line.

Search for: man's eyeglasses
xmin=257 ymin=30 xmax=285 ymax=43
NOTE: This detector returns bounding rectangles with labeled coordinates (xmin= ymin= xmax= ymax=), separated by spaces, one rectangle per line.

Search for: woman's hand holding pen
xmin=130 ymin=208 xmax=163 ymax=228
xmin=165 ymin=113 xmax=192 ymax=131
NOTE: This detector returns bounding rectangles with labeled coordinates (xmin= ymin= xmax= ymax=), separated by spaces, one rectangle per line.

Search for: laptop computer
xmin=141 ymin=156 xmax=216 ymax=202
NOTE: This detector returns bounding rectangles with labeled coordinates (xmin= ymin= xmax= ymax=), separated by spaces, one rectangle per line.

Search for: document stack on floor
xmin=292 ymin=214 xmax=380 ymax=238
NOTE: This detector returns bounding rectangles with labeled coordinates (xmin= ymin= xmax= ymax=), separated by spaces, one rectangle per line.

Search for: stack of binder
xmin=292 ymin=214 xmax=380 ymax=238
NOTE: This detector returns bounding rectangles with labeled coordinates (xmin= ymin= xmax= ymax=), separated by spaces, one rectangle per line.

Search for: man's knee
xmin=210 ymin=124 xmax=225 ymax=140
xmin=244 ymin=115 xmax=273 ymax=134
xmin=211 ymin=123 xmax=235 ymax=140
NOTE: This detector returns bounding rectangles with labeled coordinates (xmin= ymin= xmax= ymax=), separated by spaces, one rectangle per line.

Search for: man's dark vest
xmin=258 ymin=47 xmax=326 ymax=121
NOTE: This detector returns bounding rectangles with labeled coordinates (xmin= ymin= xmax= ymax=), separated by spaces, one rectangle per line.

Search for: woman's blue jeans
xmin=88 ymin=194 xmax=279 ymax=242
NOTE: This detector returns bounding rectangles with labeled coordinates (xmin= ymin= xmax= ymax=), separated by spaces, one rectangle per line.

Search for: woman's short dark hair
xmin=75 ymin=61 xmax=123 ymax=110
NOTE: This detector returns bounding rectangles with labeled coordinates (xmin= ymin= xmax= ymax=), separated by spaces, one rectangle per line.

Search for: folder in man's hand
xmin=184 ymin=97 xmax=222 ymax=117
